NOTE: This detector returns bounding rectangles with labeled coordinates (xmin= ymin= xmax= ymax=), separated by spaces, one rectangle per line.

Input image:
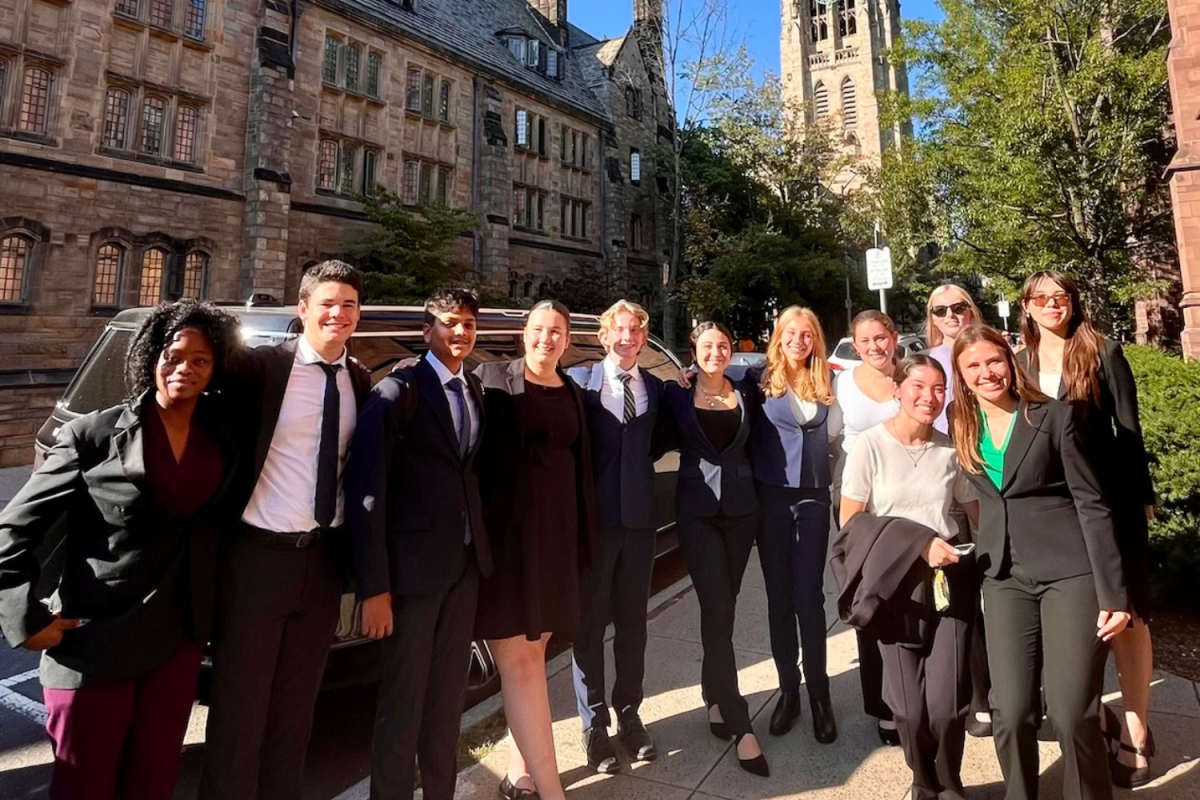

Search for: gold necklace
xmin=698 ymin=380 xmax=731 ymax=408
xmin=886 ymin=420 xmax=933 ymax=468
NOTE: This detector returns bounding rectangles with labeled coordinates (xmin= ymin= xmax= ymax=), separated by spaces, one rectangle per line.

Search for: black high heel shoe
xmin=1111 ymin=739 xmax=1153 ymax=789
xmin=498 ymin=775 xmax=538 ymax=799
xmin=735 ymin=733 xmax=770 ymax=777
xmin=708 ymin=704 xmax=731 ymax=740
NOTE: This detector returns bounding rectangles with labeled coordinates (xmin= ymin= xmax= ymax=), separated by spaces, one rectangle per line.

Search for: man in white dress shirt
xmin=201 ymin=261 xmax=369 ymax=800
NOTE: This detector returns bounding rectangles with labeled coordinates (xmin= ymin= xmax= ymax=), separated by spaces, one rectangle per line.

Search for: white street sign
xmin=865 ymin=247 xmax=893 ymax=291
xmin=997 ymin=300 xmax=1011 ymax=318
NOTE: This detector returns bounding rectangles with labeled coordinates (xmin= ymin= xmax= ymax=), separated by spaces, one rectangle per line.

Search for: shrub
xmin=1125 ymin=345 xmax=1200 ymax=608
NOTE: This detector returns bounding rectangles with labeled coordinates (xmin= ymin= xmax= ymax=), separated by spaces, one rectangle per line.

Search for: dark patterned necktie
xmin=447 ymin=377 xmax=470 ymax=455
xmin=618 ymin=372 xmax=635 ymax=424
xmin=313 ymin=362 xmax=342 ymax=529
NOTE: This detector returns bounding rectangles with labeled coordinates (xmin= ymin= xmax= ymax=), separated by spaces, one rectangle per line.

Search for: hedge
xmin=1125 ymin=345 xmax=1200 ymax=608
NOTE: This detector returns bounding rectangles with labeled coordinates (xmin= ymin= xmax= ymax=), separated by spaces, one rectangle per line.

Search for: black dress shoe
xmin=966 ymin=716 xmax=993 ymax=738
xmin=582 ymin=727 xmax=620 ymax=774
xmin=617 ymin=713 xmax=658 ymax=762
xmin=1111 ymin=739 xmax=1153 ymax=789
xmin=877 ymin=723 xmax=901 ymax=747
xmin=769 ymin=690 xmax=802 ymax=736
xmin=811 ymin=697 xmax=838 ymax=744
xmin=735 ymin=733 xmax=770 ymax=777
xmin=498 ymin=775 xmax=538 ymax=799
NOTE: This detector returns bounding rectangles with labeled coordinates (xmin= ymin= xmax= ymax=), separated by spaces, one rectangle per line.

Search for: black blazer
xmin=473 ymin=359 xmax=600 ymax=569
xmin=661 ymin=381 xmax=758 ymax=521
xmin=962 ymin=399 xmax=1126 ymax=611
xmin=1017 ymin=339 xmax=1155 ymax=510
xmin=0 ymin=394 xmax=237 ymax=689
xmin=346 ymin=357 xmax=493 ymax=599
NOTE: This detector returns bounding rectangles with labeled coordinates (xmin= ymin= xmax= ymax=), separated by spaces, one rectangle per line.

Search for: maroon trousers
xmin=43 ymin=640 xmax=204 ymax=800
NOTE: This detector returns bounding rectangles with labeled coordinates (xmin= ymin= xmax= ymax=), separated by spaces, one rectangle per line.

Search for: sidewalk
xmin=407 ymin=553 xmax=1200 ymax=800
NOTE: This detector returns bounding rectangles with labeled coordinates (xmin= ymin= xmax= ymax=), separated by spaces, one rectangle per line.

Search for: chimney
xmin=633 ymin=0 xmax=664 ymax=70
xmin=528 ymin=1 xmax=568 ymax=47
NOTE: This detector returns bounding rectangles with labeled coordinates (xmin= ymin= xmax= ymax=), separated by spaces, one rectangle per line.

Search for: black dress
xmin=474 ymin=360 xmax=599 ymax=641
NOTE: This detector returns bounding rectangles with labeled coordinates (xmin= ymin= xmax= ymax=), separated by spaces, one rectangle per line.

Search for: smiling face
xmin=601 ymin=310 xmax=647 ymax=364
xmin=896 ymin=364 xmax=946 ymax=425
xmin=694 ymin=328 xmax=732 ymax=377
xmin=852 ymin=320 xmax=898 ymax=371
xmin=523 ymin=307 xmax=569 ymax=370
xmin=781 ymin=317 xmax=816 ymax=367
xmin=155 ymin=326 xmax=214 ymax=404
xmin=1023 ymin=276 xmax=1072 ymax=335
xmin=956 ymin=340 xmax=1014 ymax=405
xmin=298 ymin=280 xmax=360 ymax=355
xmin=929 ymin=287 xmax=976 ymax=343
xmin=424 ymin=306 xmax=477 ymax=370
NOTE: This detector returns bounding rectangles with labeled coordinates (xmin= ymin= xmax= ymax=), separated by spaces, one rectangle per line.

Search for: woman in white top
xmin=833 ymin=309 xmax=902 ymax=743
xmin=840 ymin=355 xmax=980 ymax=800
xmin=922 ymin=284 xmax=982 ymax=434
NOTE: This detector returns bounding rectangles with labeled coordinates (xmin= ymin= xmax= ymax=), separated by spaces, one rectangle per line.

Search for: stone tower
xmin=780 ymin=0 xmax=910 ymax=189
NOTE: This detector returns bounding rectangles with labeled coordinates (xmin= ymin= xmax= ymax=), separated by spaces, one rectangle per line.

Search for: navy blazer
xmin=740 ymin=366 xmax=833 ymax=490
xmin=345 ymin=357 xmax=493 ymax=600
xmin=662 ymin=381 xmax=757 ymax=521
xmin=567 ymin=363 xmax=667 ymax=531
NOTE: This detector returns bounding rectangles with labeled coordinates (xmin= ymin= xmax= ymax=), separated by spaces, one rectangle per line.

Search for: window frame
xmin=323 ymin=36 xmax=341 ymax=85
xmin=630 ymin=148 xmax=642 ymax=184
xmin=181 ymin=250 xmax=209 ymax=300
xmin=102 ymin=87 xmax=132 ymax=150
xmin=139 ymin=247 xmax=169 ymax=306
xmin=173 ymin=105 xmax=200 ymax=163
xmin=92 ymin=242 xmax=126 ymax=309
xmin=344 ymin=44 xmax=361 ymax=93
xmin=0 ymin=234 xmax=33 ymax=305
xmin=18 ymin=65 xmax=54 ymax=136
xmin=366 ymin=53 xmax=382 ymax=99
xmin=317 ymin=139 xmax=340 ymax=191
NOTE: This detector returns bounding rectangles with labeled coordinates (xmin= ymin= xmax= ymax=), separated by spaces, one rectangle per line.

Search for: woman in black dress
xmin=663 ymin=322 xmax=767 ymax=776
xmin=474 ymin=300 xmax=598 ymax=800
xmin=1017 ymin=271 xmax=1157 ymax=787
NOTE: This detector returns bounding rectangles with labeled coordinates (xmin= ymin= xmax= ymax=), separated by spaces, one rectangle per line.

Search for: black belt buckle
xmin=295 ymin=529 xmax=322 ymax=548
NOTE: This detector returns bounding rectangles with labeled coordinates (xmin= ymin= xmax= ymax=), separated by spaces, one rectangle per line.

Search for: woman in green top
xmin=950 ymin=325 xmax=1129 ymax=800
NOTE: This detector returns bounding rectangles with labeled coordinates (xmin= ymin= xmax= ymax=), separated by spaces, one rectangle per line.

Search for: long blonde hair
xmin=925 ymin=284 xmax=982 ymax=347
xmin=761 ymin=306 xmax=835 ymax=404
xmin=950 ymin=325 xmax=1050 ymax=473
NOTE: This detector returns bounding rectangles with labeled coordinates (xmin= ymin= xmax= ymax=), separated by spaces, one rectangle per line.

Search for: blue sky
xmin=570 ymin=0 xmax=945 ymax=76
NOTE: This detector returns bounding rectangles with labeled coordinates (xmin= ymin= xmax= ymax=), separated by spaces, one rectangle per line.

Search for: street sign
xmin=997 ymin=300 xmax=1010 ymax=318
xmin=865 ymin=247 xmax=893 ymax=291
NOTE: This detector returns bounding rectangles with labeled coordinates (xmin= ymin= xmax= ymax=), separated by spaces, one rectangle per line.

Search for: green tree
xmin=867 ymin=0 xmax=1174 ymax=331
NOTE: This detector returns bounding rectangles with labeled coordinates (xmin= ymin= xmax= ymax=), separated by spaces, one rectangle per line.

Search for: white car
xmin=827 ymin=334 xmax=927 ymax=373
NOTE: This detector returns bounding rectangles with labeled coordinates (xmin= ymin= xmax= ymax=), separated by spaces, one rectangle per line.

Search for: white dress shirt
xmin=787 ymin=390 xmax=844 ymax=441
xmin=600 ymin=355 xmax=649 ymax=422
xmin=243 ymin=336 xmax=358 ymax=532
xmin=424 ymin=350 xmax=480 ymax=450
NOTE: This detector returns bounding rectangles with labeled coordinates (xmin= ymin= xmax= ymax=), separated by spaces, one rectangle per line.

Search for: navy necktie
xmin=447 ymin=377 xmax=470 ymax=455
xmin=618 ymin=372 xmax=636 ymax=424
xmin=313 ymin=362 xmax=342 ymax=529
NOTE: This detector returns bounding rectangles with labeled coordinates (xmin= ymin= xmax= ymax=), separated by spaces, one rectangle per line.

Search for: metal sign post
xmin=997 ymin=299 xmax=1011 ymax=331
xmin=865 ymin=247 xmax=893 ymax=314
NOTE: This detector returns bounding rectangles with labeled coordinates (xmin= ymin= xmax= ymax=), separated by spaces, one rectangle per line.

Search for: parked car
xmin=728 ymin=352 xmax=768 ymax=368
xmin=827 ymin=333 xmax=927 ymax=372
xmin=32 ymin=304 xmax=685 ymax=703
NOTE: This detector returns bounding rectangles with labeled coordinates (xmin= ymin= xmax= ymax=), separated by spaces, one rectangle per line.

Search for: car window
xmin=60 ymin=328 xmax=131 ymax=414
xmin=833 ymin=340 xmax=858 ymax=359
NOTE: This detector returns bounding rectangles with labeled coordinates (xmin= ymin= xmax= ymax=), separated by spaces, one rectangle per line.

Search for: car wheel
xmin=463 ymin=639 xmax=501 ymax=709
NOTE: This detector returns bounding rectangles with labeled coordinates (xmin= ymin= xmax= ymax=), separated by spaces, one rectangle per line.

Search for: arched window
xmin=523 ymin=281 xmax=532 ymax=298
xmin=140 ymin=247 xmax=168 ymax=305
xmin=183 ymin=251 xmax=209 ymax=299
xmin=93 ymin=243 xmax=125 ymax=307
xmin=819 ymin=19 xmax=828 ymax=40
xmin=538 ymin=282 xmax=548 ymax=297
xmin=841 ymin=77 xmax=857 ymax=128
xmin=814 ymin=82 xmax=829 ymax=118
xmin=103 ymin=88 xmax=131 ymax=149
xmin=141 ymin=97 xmax=166 ymax=155
xmin=19 ymin=67 xmax=53 ymax=134
xmin=846 ymin=132 xmax=862 ymax=157
xmin=509 ymin=280 xmax=517 ymax=299
xmin=0 ymin=235 xmax=31 ymax=303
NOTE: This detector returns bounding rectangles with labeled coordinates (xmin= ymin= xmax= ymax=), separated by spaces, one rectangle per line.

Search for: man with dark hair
xmin=201 ymin=261 xmax=369 ymax=800
xmin=346 ymin=287 xmax=492 ymax=800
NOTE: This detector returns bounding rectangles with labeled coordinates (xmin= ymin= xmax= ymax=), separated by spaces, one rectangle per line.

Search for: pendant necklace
xmin=698 ymin=380 xmax=730 ymax=408
xmin=888 ymin=420 xmax=932 ymax=468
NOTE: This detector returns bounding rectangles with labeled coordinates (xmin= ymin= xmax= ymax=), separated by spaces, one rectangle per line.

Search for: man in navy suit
xmin=568 ymin=300 xmax=668 ymax=773
xmin=345 ymin=288 xmax=492 ymax=800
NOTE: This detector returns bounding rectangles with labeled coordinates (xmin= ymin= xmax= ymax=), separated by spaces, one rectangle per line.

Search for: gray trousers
xmin=983 ymin=570 xmax=1112 ymax=800
xmin=200 ymin=537 xmax=343 ymax=800
xmin=571 ymin=526 xmax=657 ymax=731
xmin=371 ymin=545 xmax=480 ymax=800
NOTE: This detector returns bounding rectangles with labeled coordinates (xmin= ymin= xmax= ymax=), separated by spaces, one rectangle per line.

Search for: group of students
xmin=0 ymin=260 xmax=1157 ymax=800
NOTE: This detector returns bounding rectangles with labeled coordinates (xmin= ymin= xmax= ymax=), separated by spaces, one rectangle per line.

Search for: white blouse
xmin=835 ymin=367 xmax=900 ymax=454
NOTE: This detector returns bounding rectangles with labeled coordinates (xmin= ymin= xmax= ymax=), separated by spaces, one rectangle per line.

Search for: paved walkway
xmin=426 ymin=555 xmax=1200 ymax=800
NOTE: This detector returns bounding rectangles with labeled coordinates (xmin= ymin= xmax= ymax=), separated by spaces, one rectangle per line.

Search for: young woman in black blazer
xmin=1018 ymin=270 xmax=1157 ymax=787
xmin=662 ymin=322 xmax=767 ymax=776
xmin=951 ymin=324 xmax=1129 ymax=800
xmin=0 ymin=301 xmax=240 ymax=800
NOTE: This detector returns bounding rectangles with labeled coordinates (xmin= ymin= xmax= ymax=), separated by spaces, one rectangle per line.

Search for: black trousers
xmin=677 ymin=512 xmax=758 ymax=737
xmin=571 ymin=526 xmax=657 ymax=731
xmin=200 ymin=536 xmax=343 ymax=800
xmin=983 ymin=569 xmax=1111 ymax=800
xmin=880 ymin=565 xmax=975 ymax=800
xmin=757 ymin=484 xmax=832 ymax=700
xmin=371 ymin=545 xmax=480 ymax=800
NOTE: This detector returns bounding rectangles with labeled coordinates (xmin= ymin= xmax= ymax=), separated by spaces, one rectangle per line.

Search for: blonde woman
xmin=924 ymin=284 xmax=982 ymax=434
xmin=740 ymin=306 xmax=841 ymax=743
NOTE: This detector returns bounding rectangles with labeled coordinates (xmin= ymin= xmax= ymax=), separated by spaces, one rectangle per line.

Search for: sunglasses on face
xmin=1027 ymin=293 xmax=1070 ymax=308
xmin=930 ymin=301 xmax=972 ymax=318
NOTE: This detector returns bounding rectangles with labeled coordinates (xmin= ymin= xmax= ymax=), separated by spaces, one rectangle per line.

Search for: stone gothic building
xmin=780 ymin=0 xmax=909 ymax=190
xmin=0 ymin=0 xmax=672 ymax=465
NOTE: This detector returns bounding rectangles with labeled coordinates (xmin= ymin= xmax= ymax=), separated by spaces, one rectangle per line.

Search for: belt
xmin=238 ymin=522 xmax=333 ymax=549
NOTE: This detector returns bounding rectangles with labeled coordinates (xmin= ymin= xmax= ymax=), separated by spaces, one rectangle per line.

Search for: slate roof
xmin=319 ymin=0 xmax=613 ymax=122
xmin=575 ymin=36 xmax=625 ymax=88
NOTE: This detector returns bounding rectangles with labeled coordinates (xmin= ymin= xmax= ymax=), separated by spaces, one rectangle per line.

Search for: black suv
xmin=33 ymin=305 xmax=684 ymax=705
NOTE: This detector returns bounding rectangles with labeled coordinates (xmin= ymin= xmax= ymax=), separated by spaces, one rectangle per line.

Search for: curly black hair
xmin=124 ymin=300 xmax=241 ymax=400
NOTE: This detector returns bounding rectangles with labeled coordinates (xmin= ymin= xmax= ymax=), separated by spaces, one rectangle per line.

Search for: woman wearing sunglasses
xmin=1018 ymin=271 xmax=1157 ymax=788
xmin=924 ymin=285 xmax=982 ymax=434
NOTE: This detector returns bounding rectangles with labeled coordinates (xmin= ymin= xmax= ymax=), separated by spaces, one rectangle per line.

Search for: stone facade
xmin=780 ymin=0 xmax=910 ymax=190
xmin=1167 ymin=0 xmax=1200 ymax=360
xmin=0 ymin=0 xmax=671 ymax=463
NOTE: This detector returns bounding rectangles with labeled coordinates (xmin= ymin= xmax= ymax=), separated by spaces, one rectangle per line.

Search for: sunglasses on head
xmin=930 ymin=301 xmax=971 ymax=318
xmin=1026 ymin=293 xmax=1070 ymax=308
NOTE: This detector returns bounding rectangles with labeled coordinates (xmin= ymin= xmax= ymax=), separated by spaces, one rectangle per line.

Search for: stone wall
xmin=1168 ymin=0 xmax=1200 ymax=360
